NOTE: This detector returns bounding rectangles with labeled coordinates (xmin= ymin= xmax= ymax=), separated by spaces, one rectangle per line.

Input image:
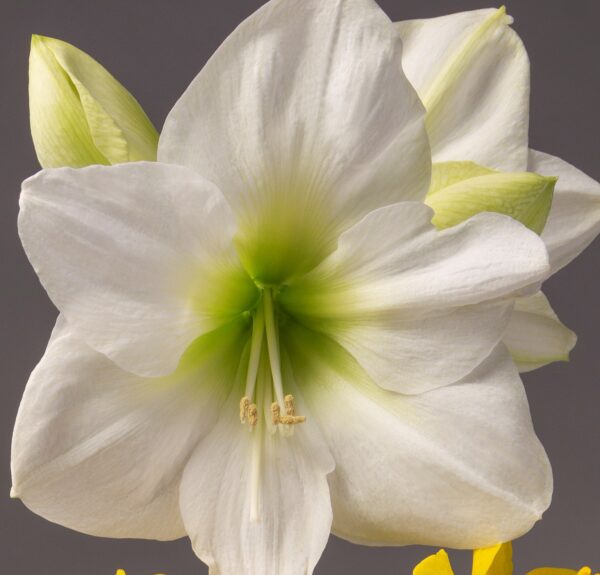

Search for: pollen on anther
xmin=241 ymin=396 xmax=258 ymax=427
xmin=280 ymin=414 xmax=307 ymax=424
xmin=248 ymin=403 xmax=258 ymax=427
xmin=284 ymin=394 xmax=295 ymax=416
xmin=271 ymin=402 xmax=281 ymax=425
xmin=240 ymin=396 xmax=250 ymax=423
xmin=272 ymin=397 xmax=306 ymax=425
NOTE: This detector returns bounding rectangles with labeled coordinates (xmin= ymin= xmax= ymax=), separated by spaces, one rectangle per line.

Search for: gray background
xmin=1 ymin=1 xmax=598 ymax=573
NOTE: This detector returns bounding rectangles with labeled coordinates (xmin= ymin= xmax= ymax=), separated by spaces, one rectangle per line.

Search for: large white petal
xmin=280 ymin=202 xmax=549 ymax=393
xmin=19 ymin=162 xmax=257 ymax=377
xmin=503 ymin=291 xmax=577 ymax=373
xmin=284 ymin=325 xmax=552 ymax=549
xmin=530 ymin=149 xmax=600 ymax=273
xmin=326 ymin=302 xmax=513 ymax=394
xmin=397 ymin=8 xmax=529 ymax=171
xmin=11 ymin=317 xmax=247 ymax=540
xmin=159 ymin=0 xmax=430 ymax=283
xmin=179 ymin=384 xmax=334 ymax=575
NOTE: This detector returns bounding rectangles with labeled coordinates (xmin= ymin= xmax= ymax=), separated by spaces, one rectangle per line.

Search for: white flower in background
xmin=396 ymin=7 xmax=600 ymax=371
xmin=12 ymin=1 xmax=556 ymax=574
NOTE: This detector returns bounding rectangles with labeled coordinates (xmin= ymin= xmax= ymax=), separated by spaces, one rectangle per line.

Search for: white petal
xmin=11 ymin=317 xmax=248 ymax=539
xmin=159 ymin=0 xmax=430 ymax=283
xmin=328 ymin=302 xmax=513 ymax=394
xmin=19 ymin=162 xmax=257 ymax=377
xmin=530 ymin=149 xmax=600 ymax=273
xmin=179 ymin=388 xmax=334 ymax=575
xmin=397 ymin=8 xmax=530 ymax=171
xmin=284 ymin=325 xmax=552 ymax=549
xmin=503 ymin=291 xmax=577 ymax=372
xmin=280 ymin=202 xmax=549 ymax=393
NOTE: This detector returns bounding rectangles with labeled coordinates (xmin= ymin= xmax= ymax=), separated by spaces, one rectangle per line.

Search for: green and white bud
xmin=426 ymin=161 xmax=557 ymax=234
xmin=29 ymin=35 xmax=158 ymax=168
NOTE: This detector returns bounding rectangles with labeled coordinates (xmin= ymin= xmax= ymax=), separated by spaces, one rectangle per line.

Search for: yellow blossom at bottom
xmin=116 ymin=570 xmax=166 ymax=575
xmin=413 ymin=543 xmax=598 ymax=575
xmin=529 ymin=569 xmax=597 ymax=575
xmin=413 ymin=543 xmax=512 ymax=575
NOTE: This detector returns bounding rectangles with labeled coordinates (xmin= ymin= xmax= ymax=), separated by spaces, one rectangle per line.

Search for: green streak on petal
xmin=421 ymin=7 xmax=509 ymax=129
xmin=177 ymin=318 xmax=250 ymax=377
xmin=148 ymin=318 xmax=250 ymax=409
xmin=426 ymin=161 xmax=556 ymax=234
xmin=29 ymin=35 xmax=158 ymax=168
xmin=188 ymin=264 xmax=261 ymax=326
xmin=234 ymin=167 xmax=339 ymax=286
xmin=281 ymin=318 xmax=365 ymax=393
xmin=278 ymin=276 xmax=358 ymax=332
xmin=281 ymin=319 xmax=416 ymax=423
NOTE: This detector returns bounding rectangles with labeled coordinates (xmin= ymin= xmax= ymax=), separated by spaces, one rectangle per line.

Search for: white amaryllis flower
xmin=13 ymin=1 xmax=553 ymax=573
xmin=396 ymin=7 xmax=600 ymax=371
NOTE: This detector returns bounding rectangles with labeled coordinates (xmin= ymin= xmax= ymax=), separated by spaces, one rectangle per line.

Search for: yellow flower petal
xmin=472 ymin=542 xmax=513 ymax=575
xmin=527 ymin=569 xmax=579 ymax=575
xmin=413 ymin=549 xmax=455 ymax=575
xmin=414 ymin=544 xmax=597 ymax=575
xmin=527 ymin=568 xmax=598 ymax=575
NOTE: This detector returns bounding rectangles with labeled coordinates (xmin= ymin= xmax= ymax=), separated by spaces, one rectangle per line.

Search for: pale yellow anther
xmin=248 ymin=403 xmax=258 ymax=427
xmin=280 ymin=414 xmax=307 ymax=424
xmin=241 ymin=396 xmax=258 ymax=427
xmin=271 ymin=398 xmax=306 ymax=425
xmin=240 ymin=396 xmax=250 ymax=423
xmin=284 ymin=394 xmax=295 ymax=416
xmin=271 ymin=402 xmax=281 ymax=425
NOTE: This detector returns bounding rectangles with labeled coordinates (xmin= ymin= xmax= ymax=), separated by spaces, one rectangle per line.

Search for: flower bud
xmin=29 ymin=35 xmax=158 ymax=167
xmin=426 ymin=161 xmax=556 ymax=234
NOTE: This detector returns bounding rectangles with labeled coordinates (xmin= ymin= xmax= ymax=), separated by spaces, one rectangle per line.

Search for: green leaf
xmin=29 ymin=35 xmax=158 ymax=168
xmin=426 ymin=161 xmax=557 ymax=234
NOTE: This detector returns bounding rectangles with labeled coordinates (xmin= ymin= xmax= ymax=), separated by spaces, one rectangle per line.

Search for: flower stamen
xmin=284 ymin=394 xmax=295 ymax=416
xmin=271 ymin=395 xmax=306 ymax=425
xmin=241 ymin=289 xmax=305 ymax=430
xmin=240 ymin=396 xmax=258 ymax=427
xmin=248 ymin=403 xmax=258 ymax=427
xmin=240 ymin=396 xmax=250 ymax=422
